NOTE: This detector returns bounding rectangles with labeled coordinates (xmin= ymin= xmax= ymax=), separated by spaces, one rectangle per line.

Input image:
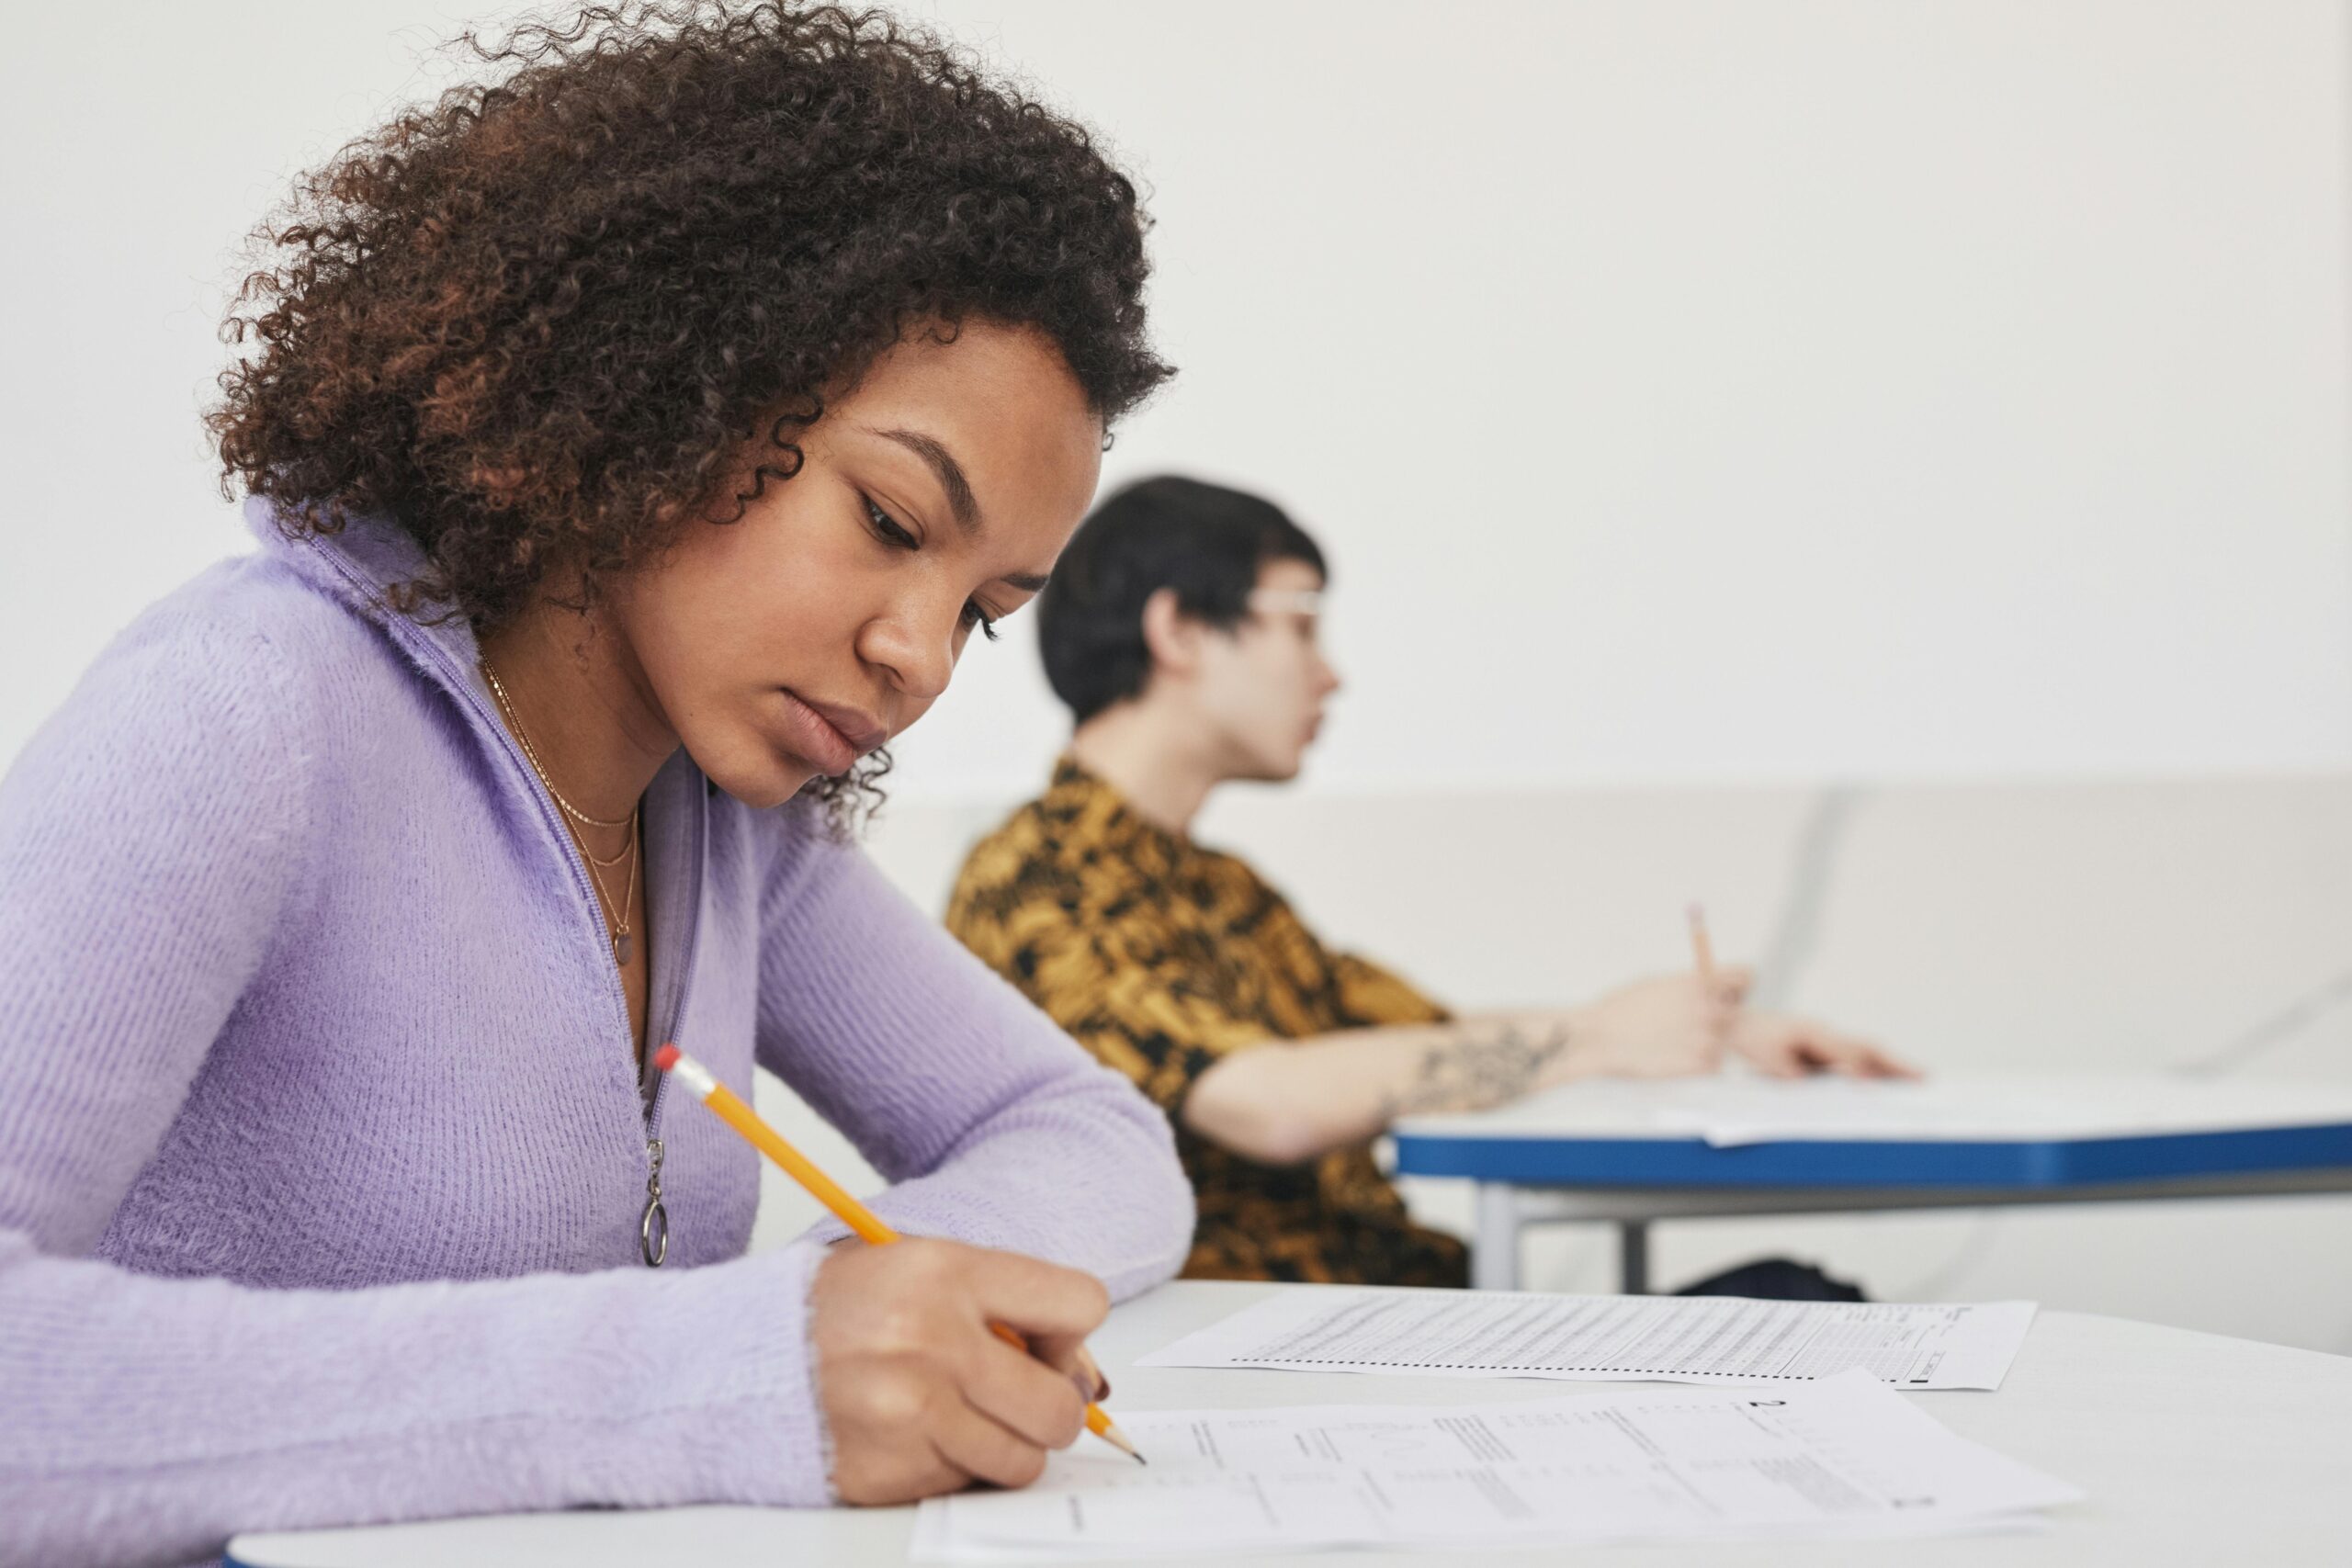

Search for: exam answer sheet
xmin=911 ymin=1369 xmax=2080 ymax=1561
xmin=1139 ymin=1287 xmax=2034 ymax=1389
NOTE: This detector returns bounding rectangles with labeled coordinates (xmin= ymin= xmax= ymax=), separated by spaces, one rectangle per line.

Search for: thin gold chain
xmin=480 ymin=660 xmax=636 ymax=831
xmin=586 ymin=808 xmax=640 ymax=945
xmin=568 ymin=806 xmax=638 ymax=946
xmin=581 ymin=815 xmax=638 ymax=870
xmin=481 ymin=657 xmax=639 ymax=952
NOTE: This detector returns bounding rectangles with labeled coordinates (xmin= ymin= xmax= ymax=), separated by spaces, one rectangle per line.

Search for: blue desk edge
xmin=1390 ymin=1121 xmax=2352 ymax=1187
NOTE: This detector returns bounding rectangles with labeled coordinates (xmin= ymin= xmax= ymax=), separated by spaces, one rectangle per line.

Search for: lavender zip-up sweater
xmin=0 ymin=502 xmax=1193 ymax=1568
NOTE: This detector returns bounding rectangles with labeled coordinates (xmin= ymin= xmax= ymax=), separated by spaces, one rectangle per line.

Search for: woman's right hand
xmin=808 ymin=1236 xmax=1112 ymax=1505
xmin=1550 ymin=967 xmax=1754 ymax=1084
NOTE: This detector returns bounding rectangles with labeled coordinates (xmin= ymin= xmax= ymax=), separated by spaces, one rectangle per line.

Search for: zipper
xmin=635 ymin=767 xmax=707 ymax=1267
xmin=507 ymin=748 xmax=665 ymax=1267
xmin=465 ymin=729 xmax=660 ymax=1262
xmin=297 ymin=527 xmax=683 ymax=1267
xmin=639 ymin=1136 xmax=669 ymax=1266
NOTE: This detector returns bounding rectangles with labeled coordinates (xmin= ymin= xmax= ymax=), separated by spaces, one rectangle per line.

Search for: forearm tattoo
xmin=1379 ymin=1021 xmax=1574 ymax=1120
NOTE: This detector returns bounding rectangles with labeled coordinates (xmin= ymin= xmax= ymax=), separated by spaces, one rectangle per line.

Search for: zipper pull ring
xmin=640 ymin=1137 xmax=669 ymax=1267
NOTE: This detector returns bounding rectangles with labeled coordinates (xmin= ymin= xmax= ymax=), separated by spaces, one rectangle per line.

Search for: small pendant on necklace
xmin=614 ymin=931 xmax=636 ymax=965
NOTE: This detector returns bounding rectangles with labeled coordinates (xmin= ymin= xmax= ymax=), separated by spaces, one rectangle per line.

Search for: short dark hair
xmin=1038 ymin=476 xmax=1328 ymax=723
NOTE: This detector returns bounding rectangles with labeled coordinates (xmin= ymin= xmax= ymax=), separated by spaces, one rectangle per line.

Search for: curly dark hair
xmin=208 ymin=1 xmax=1171 ymax=819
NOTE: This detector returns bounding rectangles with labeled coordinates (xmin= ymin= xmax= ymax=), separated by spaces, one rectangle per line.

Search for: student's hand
xmin=809 ymin=1237 xmax=1111 ymax=1505
xmin=1728 ymin=1010 xmax=1920 ymax=1079
xmin=1552 ymin=968 xmax=1754 ymax=1082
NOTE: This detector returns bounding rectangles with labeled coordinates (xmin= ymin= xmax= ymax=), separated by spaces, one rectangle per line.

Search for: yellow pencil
xmin=650 ymin=1042 xmax=1145 ymax=1465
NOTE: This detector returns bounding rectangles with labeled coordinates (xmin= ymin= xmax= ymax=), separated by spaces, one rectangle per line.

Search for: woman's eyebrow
xmin=864 ymin=425 xmax=980 ymax=534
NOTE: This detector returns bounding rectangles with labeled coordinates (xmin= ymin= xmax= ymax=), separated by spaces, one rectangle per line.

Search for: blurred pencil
xmin=1687 ymin=903 xmax=1722 ymax=997
xmin=650 ymin=1042 xmax=1145 ymax=1465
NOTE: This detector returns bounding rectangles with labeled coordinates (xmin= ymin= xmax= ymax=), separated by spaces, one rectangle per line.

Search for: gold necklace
xmin=585 ymin=812 xmax=640 ymax=966
xmin=481 ymin=658 xmax=641 ymax=964
xmin=480 ymin=660 xmax=635 ymax=831
xmin=580 ymin=819 xmax=638 ymax=870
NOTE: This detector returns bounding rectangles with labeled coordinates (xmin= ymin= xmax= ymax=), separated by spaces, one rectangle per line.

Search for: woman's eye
xmin=865 ymin=496 xmax=918 ymax=549
xmin=866 ymin=493 xmax=996 ymax=642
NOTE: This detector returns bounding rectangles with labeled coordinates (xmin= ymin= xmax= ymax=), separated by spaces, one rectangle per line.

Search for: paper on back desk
xmin=1139 ymin=1286 xmax=2036 ymax=1390
xmin=1635 ymin=1073 xmax=2352 ymax=1146
xmin=910 ymin=1369 xmax=2081 ymax=1562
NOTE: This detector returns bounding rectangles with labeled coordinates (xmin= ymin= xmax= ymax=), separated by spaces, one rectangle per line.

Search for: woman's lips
xmin=773 ymin=690 xmax=861 ymax=775
xmin=801 ymin=695 xmax=890 ymax=755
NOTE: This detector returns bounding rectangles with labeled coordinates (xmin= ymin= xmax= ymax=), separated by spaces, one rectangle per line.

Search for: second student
xmin=948 ymin=476 xmax=1912 ymax=1290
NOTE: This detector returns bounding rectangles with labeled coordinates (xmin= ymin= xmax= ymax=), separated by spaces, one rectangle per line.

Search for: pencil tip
xmin=1130 ymin=1450 xmax=1148 ymax=1466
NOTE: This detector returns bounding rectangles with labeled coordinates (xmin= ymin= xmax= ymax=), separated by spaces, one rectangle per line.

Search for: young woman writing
xmin=0 ymin=7 xmax=1191 ymax=1563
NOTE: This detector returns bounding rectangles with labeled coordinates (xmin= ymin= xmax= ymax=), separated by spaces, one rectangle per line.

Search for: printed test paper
xmin=1137 ymin=1287 xmax=2035 ymax=1389
xmin=910 ymin=1369 xmax=2080 ymax=1562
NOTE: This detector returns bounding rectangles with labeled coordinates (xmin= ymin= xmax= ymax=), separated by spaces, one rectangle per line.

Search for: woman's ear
xmin=1138 ymin=586 xmax=1204 ymax=678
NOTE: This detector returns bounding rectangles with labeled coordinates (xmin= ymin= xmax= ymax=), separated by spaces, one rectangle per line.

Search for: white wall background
xmin=6 ymin=3 xmax=2352 ymax=1348
xmin=890 ymin=0 xmax=2352 ymax=796
xmin=2 ymin=0 xmax=2347 ymax=784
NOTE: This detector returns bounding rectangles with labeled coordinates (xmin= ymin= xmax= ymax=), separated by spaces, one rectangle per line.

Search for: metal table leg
xmin=1471 ymin=1182 xmax=1521 ymax=1290
xmin=1619 ymin=1219 xmax=1651 ymax=1294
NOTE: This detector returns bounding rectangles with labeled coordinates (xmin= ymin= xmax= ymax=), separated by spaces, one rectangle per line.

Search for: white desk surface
xmin=231 ymin=1279 xmax=2352 ymax=1568
xmin=1392 ymin=1072 xmax=2352 ymax=1144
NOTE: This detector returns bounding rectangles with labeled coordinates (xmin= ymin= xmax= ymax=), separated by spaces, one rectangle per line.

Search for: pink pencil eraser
xmin=652 ymin=1043 xmax=681 ymax=1072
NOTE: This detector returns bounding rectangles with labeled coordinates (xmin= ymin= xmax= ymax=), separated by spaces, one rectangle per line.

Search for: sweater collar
xmin=246 ymin=495 xmax=720 ymax=998
xmin=244 ymin=495 xmax=489 ymax=689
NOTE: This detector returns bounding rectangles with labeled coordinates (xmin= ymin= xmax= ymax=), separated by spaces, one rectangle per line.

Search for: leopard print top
xmin=945 ymin=758 xmax=1468 ymax=1287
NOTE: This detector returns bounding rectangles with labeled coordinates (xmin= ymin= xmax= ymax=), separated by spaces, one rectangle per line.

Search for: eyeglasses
xmin=1244 ymin=588 xmax=1324 ymax=617
xmin=1241 ymin=587 xmax=1324 ymax=646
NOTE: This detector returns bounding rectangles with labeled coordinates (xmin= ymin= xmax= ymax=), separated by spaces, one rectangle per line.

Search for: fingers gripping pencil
xmin=650 ymin=1043 xmax=1146 ymax=1465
